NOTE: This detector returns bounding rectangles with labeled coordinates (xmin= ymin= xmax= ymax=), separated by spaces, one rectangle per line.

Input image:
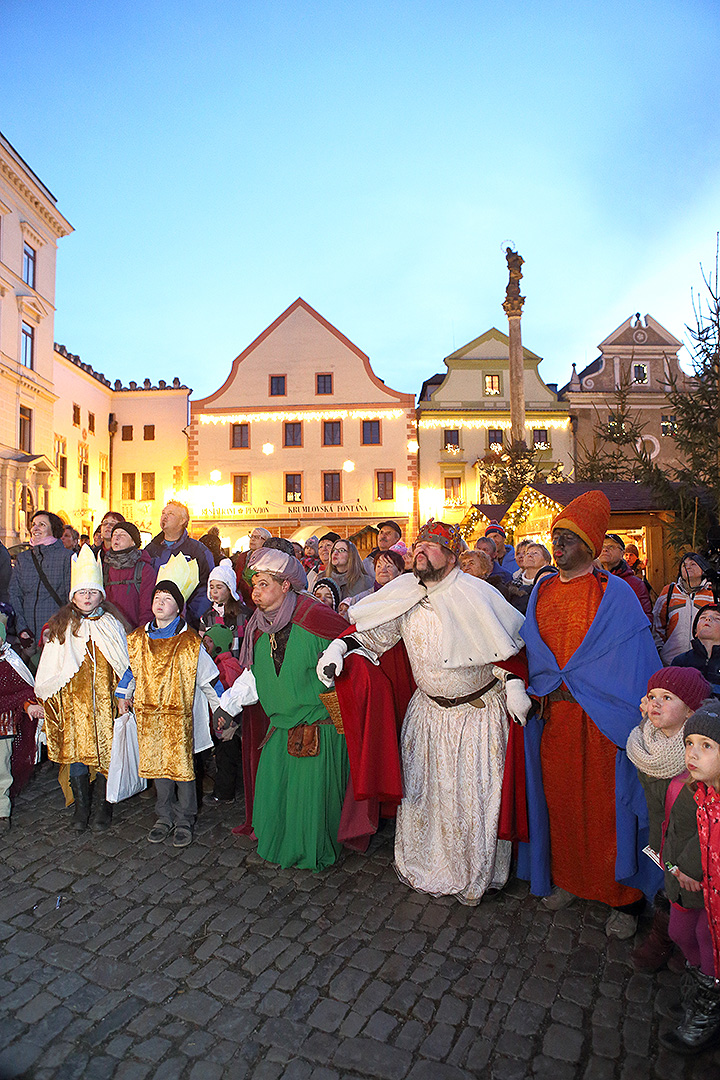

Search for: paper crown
xmin=415 ymin=519 xmax=464 ymax=556
xmin=155 ymin=554 xmax=199 ymax=602
xmin=70 ymin=545 xmax=105 ymax=600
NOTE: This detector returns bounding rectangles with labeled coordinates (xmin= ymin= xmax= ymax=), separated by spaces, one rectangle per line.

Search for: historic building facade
xmin=0 ymin=131 xmax=72 ymax=544
xmin=416 ymin=328 xmax=573 ymax=527
xmin=560 ymin=313 xmax=690 ymax=472
xmin=188 ymin=299 xmax=418 ymax=548
xmin=51 ymin=345 xmax=190 ymax=541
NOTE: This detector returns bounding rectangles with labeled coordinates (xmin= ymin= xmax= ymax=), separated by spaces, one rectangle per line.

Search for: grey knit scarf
xmin=626 ymin=716 xmax=687 ymax=779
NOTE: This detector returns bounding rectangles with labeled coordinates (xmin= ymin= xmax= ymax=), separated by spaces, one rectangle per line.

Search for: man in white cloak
xmin=318 ymin=519 xmax=530 ymax=904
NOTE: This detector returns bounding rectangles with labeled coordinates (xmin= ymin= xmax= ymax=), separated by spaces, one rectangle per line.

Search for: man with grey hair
xmin=144 ymin=501 xmax=214 ymax=628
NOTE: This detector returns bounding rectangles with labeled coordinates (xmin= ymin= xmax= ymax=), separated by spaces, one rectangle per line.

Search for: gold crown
xmin=155 ymin=554 xmax=199 ymax=601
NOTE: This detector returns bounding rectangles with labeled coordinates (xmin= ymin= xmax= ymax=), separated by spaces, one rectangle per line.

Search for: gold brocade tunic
xmin=44 ymin=644 xmax=118 ymax=773
xmin=127 ymin=627 xmax=201 ymax=783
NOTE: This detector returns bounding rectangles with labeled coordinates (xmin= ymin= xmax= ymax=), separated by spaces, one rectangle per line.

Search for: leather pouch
xmin=287 ymin=723 xmax=320 ymax=757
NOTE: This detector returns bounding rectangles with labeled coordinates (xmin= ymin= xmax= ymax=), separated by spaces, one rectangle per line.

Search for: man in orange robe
xmin=520 ymin=490 xmax=662 ymax=938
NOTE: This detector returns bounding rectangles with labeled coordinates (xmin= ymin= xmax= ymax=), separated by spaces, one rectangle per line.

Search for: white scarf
xmin=347 ymin=566 xmax=524 ymax=668
xmin=34 ymin=611 xmax=130 ymax=701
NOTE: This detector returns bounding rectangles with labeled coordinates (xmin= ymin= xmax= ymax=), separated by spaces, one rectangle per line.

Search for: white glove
xmin=505 ymin=678 xmax=532 ymax=726
xmin=219 ymin=668 xmax=259 ymax=714
xmin=316 ymin=638 xmax=348 ymax=687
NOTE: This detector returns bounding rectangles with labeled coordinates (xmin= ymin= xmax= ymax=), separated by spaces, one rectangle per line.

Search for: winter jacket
xmin=652 ymin=567 xmax=719 ymax=663
xmin=144 ymin=530 xmax=214 ymax=629
xmin=694 ymin=782 xmax=720 ymax=974
xmin=610 ymin=559 xmax=652 ymax=619
xmin=103 ymin=549 xmax=157 ymax=629
xmin=638 ymin=770 xmax=704 ymax=909
xmin=8 ymin=541 xmax=72 ymax=639
xmin=672 ymin=639 xmax=720 ymax=693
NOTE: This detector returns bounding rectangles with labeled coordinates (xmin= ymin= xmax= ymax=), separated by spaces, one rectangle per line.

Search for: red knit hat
xmin=551 ymin=491 xmax=611 ymax=558
xmin=647 ymin=667 xmax=712 ymax=713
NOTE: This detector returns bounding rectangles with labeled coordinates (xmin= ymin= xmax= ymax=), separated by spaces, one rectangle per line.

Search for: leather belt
xmin=538 ymin=686 xmax=577 ymax=720
xmin=427 ymin=677 xmax=499 ymax=710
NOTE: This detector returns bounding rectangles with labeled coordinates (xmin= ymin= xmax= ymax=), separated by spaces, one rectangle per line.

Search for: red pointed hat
xmin=415 ymin=519 xmax=464 ymax=556
xmin=551 ymin=491 xmax=611 ymax=558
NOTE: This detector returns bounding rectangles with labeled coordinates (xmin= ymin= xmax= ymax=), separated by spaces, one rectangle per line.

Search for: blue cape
xmin=517 ymin=570 xmax=663 ymax=899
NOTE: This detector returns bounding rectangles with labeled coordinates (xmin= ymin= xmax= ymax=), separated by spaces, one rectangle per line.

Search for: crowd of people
xmin=3 ymin=495 xmax=720 ymax=1054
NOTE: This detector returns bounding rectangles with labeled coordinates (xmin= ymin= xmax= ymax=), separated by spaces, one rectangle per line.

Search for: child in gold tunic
xmin=116 ymin=557 xmax=221 ymax=848
xmin=34 ymin=546 xmax=130 ymax=831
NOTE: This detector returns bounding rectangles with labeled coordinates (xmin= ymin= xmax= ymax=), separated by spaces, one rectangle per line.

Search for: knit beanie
xmin=684 ymin=698 xmax=720 ymax=745
xmin=207 ymin=558 xmax=239 ymax=600
xmin=551 ymin=491 xmax=611 ymax=558
xmin=152 ymin=579 xmax=184 ymax=614
xmin=312 ymin=577 xmax=341 ymax=611
xmin=647 ymin=667 xmax=711 ymax=713
xmin=111 ymin=521 xmax=141 ymax=548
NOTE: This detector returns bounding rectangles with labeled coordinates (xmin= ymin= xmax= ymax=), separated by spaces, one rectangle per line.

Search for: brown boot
xmin=631 ymin=907 xmax=674 ymax=973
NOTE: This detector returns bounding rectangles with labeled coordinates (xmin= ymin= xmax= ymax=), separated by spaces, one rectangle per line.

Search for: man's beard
xmin=413 ymin=558 xmax=449 ymax=584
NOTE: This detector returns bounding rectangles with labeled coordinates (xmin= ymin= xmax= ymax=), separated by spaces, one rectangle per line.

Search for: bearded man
xmin=318 ymin=520 xmax=529 ymax=904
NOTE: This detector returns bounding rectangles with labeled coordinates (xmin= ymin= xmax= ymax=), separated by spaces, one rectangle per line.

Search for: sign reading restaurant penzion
xmin=187 ymin=299 xmax=418 ymax=545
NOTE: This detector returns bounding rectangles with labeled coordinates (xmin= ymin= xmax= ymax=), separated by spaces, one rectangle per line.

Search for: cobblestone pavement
xmin=2 ymin=764 xmax=720 ymax=1080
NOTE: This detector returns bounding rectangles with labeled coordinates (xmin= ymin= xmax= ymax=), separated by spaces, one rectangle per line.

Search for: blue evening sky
xmin=3 ymin=0 xmax=718 ymax=397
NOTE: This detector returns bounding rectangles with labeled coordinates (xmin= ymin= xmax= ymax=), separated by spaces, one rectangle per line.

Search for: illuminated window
xmin=488 ymin=429 xmax=503 ymax=449
xmin=633 ymin=364 xmax=648 ymax=385
xmin=233 ymin=474 xmax=250 ymax=503
xmin=443 ymin=429 xmax=460 ymax=452
xmin=19 ymin=406 xmax=32 ymax=453
xmin=141 ymin=473 xmax=155 ymax=501
xmin=484 ymin=374 xmax=501 ymax=395
xmin=661 ymin=414 xmax=677 ymax=437
xmin=533 ymin=428 xmax=550 ymax=449
xmin=323 ymin=472 xmax=341 ymax=502
xmin=232 ymin=423 xmax=249 ymax=448
xmin=376 ymin=471 xmax=394 ymax=500
xmin=316 ymin=373 xmax=333 ymax=395
xmin=82 ymin=464 xmax=89 ymax=494
xmin=323 ymin=421 xmax=341 ymax=446
xmin=122 ymin=473 xmax=136 ymax=500
xmin=285 ymin=474 xmax=302 ymax=502
xmin=444 ymin=477 xmax=462 ymax=503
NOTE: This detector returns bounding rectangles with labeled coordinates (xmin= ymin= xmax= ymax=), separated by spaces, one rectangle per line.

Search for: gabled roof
xmin=531 ymin=481 xmax=667 ymax=512
xmin=445 ymin=327 xmax=542 ymax=364
xmin=194 ymin=297 xmax=413 ymax=409
xmin=599 ymin=314 xmax=682 ymax=351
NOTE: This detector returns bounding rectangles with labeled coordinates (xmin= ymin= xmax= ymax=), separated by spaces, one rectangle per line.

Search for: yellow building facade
xmin=188 ymin=299 xmax=418 ymax=548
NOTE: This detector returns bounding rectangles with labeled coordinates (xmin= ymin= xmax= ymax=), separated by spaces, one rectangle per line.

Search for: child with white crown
xmin=34 ymin=544 xmax=130 ymax=831
xmin=116 ymin=555 xmax=221 ymax=848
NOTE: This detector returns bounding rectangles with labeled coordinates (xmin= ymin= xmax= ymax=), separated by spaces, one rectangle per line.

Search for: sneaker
xmin=606 ymin=910 xmax=638 ymax=939
xmin=147 ymin=822 xmax=173 ymax=844
xmin=541 ymin=887 xmax=576 ymax=911
xmin=173 ymin=826 xmax=193 ymax=848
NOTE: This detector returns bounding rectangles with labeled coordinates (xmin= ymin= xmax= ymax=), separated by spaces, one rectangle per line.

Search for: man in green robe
xmin=216 ymin=548 xmax=351 ymax=871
